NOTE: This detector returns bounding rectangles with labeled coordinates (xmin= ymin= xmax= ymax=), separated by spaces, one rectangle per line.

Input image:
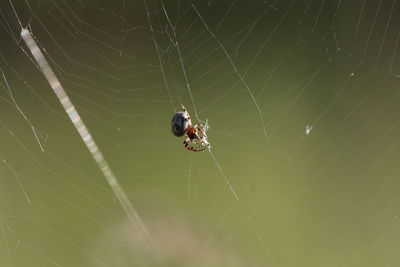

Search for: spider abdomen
xmin=171 ymin=111 xmax=191 ymax=137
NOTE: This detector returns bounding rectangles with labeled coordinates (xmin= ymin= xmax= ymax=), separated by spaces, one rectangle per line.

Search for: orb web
xmin=0 ymin=0 xmax=400 ymax=266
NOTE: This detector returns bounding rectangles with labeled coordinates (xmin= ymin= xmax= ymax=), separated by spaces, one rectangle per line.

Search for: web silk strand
xmin=20 ymin=28 xmax=156 ymax=252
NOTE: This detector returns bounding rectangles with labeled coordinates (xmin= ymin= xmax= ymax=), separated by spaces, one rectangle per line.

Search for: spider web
xmin=1 ymin=0 xmax=400 ymax=266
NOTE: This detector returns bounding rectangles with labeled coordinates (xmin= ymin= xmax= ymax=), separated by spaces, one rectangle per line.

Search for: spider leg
xmin=197 ymin=127 xmax=207 ymax=138
xmin=192 ymin=123 xmax=208 ymax=138
xmin=191 ymin=125 xmax=209 ymax=148
xmin=183 ymin=137 xmax=207 ymax=152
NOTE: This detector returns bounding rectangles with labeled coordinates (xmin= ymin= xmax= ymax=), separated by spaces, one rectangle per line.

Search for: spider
xmin=171 ymin=104 xmax=210 ymax=152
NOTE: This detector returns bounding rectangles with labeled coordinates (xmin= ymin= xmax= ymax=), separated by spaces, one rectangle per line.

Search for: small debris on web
xmin=305 ymin=125 xmax=313 ymax=135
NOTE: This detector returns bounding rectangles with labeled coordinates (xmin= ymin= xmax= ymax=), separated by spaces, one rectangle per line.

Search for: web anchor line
xmin=20 ymin=28 xmax=157 ymax=253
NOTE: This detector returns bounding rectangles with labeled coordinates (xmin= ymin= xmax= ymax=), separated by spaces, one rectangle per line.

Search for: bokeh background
xmin=1 ymin=0 xmax=400 ymax=266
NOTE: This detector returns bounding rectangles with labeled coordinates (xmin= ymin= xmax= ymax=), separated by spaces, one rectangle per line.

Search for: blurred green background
xmin=1 ymin=0 xmax=400 ymax=266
